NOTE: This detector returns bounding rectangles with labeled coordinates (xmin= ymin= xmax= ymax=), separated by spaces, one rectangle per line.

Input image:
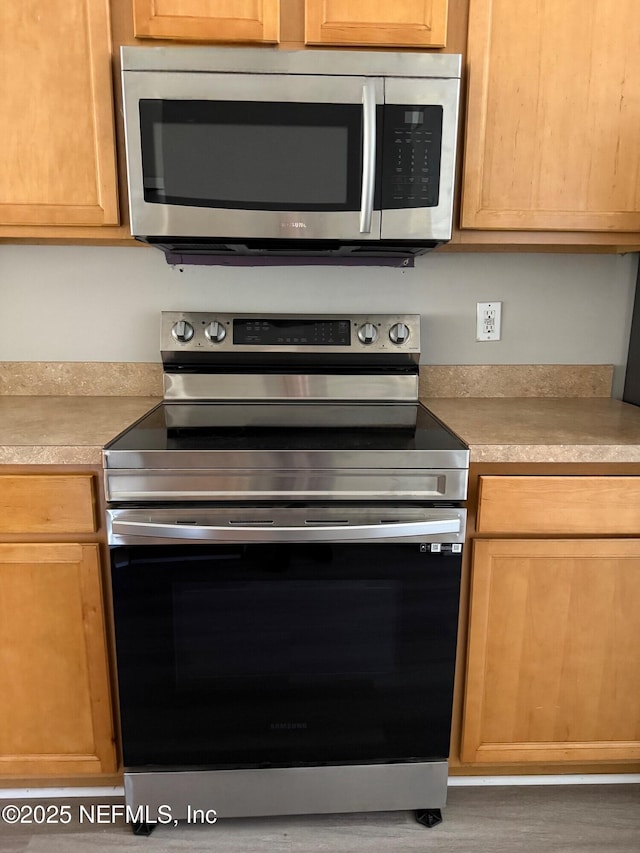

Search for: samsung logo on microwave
xmin=281 ymin=222 xmax=307 ymax=229
xmin=270 ymin=722 xmax=308 ymax=730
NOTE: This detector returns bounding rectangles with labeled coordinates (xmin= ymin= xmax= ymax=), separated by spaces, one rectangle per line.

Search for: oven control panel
xmin=162 ymin=313 xmax=421 ymax=356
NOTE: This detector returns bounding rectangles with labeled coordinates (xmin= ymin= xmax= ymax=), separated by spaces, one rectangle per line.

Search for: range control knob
xmin=171 ymin=320 xmax=194 ymax=343
xmin=357 ymin=323 xmax=378 ymax=345
xmin=204 ymin=320 xmax=227 ymax=343
xmin=389 ymin=322 xmax=411 ymax=345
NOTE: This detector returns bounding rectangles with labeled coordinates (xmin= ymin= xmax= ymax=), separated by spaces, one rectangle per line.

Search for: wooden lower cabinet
xmin=0 ymin=543 xmax=116 ymax=776
xmin=461 ymin=538 xmax=640 ymax=765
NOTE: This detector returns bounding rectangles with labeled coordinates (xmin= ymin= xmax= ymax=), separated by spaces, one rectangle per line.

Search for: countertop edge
xmin=1 ymin=395 xmax=640 ymax=467
xmin=469 ymin=445 xmax=640 ymax=464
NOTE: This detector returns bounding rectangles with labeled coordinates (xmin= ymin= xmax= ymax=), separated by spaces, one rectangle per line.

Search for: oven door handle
xmin=110 ymin=517 xmax=462 ymax=542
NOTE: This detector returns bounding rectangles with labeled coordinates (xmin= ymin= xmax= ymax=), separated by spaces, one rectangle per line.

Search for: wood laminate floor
xmin=0 ymin=785 xmax=638 ymax=852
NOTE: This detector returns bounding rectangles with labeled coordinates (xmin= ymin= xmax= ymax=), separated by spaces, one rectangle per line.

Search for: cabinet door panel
xmin=305 ymin=0 xmax=448 ymax=48
xmin=0 ymin=544 xmax=116 ymax=775
xmin=0 ymin=0 xmax=119 ymax=226
xmin=462 ymin=539 xmax=640 ymax=764
xmin=462 ymin=0 xmax=640 ymax=231
xmin=133 ymin=0 xmax=280 ymax=42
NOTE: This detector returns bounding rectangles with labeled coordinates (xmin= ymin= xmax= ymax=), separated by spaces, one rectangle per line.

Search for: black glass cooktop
xmin=105 ymin=402 xmax=467 ymax=454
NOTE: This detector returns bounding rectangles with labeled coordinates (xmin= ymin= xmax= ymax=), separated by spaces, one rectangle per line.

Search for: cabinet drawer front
xmin=477 ymin=476 xmax=640 ymax=535
xmin=0 ymin=475 xmax=97 ymax=534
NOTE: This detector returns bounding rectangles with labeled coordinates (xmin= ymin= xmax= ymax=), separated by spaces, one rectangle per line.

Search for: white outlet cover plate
xmin=476 ymin=301 xmax=502 ymax=341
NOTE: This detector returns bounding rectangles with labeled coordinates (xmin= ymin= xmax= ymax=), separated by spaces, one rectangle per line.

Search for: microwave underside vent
xmin=144 ymin=238 xmax=443 ymax=267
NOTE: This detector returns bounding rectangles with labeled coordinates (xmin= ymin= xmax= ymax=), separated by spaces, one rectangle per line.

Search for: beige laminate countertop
xmin=425 ymin=397 xmax=640 ymax=463
xmin=0 ymin=395 xmax=640 ymax=466
xmin=0 ymin=396 xmax=160 ymax=465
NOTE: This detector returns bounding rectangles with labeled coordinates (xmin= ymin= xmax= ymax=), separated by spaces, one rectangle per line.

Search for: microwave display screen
xmin=140 ymin=100 xmax=370 ymax=212
xmin=404 ymin=110 xmax=424 ymax=125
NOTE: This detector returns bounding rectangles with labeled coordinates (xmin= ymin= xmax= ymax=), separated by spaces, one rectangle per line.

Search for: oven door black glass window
xmin=111 ymin=542 xmax=461 ymax=769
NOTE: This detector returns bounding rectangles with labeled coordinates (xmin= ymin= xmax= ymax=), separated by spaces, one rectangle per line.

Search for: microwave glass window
xmin=140 ymin=100 xmax=372 ymax=212
xmin=156 ymin=124 xmax=347 ymax=205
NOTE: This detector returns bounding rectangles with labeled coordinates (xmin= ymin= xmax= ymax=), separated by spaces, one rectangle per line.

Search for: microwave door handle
xmin=359 ymin=81 xmax=377 ymax=234
xmin=110 ymin=518 xmax=461 ymax=542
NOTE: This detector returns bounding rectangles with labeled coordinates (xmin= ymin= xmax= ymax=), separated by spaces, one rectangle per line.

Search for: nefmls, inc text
xmin=78 ymin=804 xmax=217 ymax=825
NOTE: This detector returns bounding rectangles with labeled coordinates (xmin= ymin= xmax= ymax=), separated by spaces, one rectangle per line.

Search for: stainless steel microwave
xmin=121 ymin=47 xmax=461 ymax=262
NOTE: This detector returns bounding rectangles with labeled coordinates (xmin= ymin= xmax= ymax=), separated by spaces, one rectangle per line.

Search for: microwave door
xmin=123 ymin=72 xmax=383 ymax=241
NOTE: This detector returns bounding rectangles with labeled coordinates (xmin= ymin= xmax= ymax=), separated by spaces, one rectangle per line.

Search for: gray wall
xmin=1 ymin=245 xmax=637 ymax=396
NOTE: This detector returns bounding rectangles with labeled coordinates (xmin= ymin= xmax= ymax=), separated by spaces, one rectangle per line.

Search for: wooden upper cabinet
xmin=461 ymin=0 xmax=640 ymax=232
xmin=0 ymin=1 xmax=119 ymax=227
xmin=305 ymin=0 xmax=448 ymax=48
xmin=133 ymin=0 xmax=280 ymax=42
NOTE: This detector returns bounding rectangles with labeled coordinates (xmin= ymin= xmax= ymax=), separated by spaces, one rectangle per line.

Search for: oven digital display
xmin=233 ymin=319 xmax=351 ymax=346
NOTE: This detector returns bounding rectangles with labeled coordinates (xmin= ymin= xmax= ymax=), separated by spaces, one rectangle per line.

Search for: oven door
xmin=109 ymin=512 xmax=462 ymax=770
xmin=123 ymin=71 xmax=383 ymax=241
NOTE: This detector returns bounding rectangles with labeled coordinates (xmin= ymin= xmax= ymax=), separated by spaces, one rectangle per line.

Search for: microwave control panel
xmin=381 ymin=105 xmax=443 ymax=209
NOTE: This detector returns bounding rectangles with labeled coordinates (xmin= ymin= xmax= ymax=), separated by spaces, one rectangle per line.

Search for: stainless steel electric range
xmin=103 ymin=312 xmax=469 ymax=835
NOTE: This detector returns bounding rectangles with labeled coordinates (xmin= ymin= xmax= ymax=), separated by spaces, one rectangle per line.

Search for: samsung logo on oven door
xmin=270 ymin=722 xmax=308 ymax=730
xmin=281 ymin=222 xmax=307 ymax=229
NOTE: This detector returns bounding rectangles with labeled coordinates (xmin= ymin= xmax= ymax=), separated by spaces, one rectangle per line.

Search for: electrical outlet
xmin=476 ymin=302 xmax=502 ymax=341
